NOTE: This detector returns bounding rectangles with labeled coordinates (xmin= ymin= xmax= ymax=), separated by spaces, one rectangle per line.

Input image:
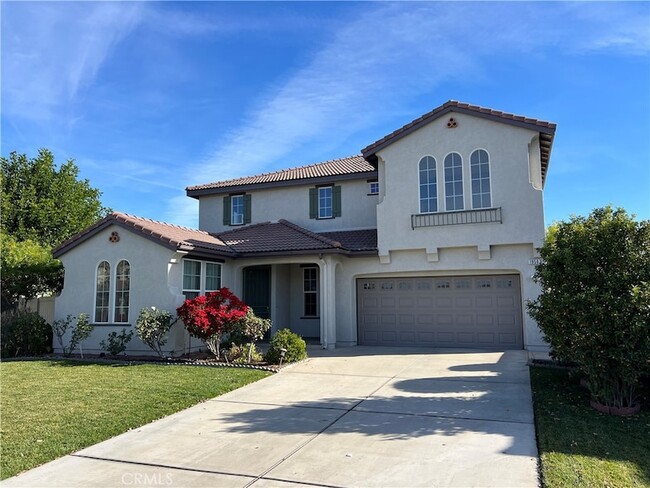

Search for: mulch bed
xmin=2 ymin=352 xmax=286 ymax=373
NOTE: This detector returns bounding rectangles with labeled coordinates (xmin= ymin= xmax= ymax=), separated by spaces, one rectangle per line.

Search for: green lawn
xmin=0 ymin=360 xmax=270 ymax=479
xmin=531 ymin=366 xmax=650 ymax=488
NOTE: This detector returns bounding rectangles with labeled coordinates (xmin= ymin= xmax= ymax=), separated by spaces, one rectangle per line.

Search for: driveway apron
xmin=3 ymin=348 xmax=539 ymax=487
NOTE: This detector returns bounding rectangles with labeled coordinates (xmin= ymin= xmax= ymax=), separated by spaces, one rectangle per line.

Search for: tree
xmin=527 ymin=206 xmax=650 ymax=411
xmin=135 ymin=307 xmax=177 ymax=358
xmin=176 ymin=288 xmax=248 ymax=359
xmin=1 ymin=149 xmax=110 ymax=248
xmin=0 ymin=232 xmax=63 ymax=309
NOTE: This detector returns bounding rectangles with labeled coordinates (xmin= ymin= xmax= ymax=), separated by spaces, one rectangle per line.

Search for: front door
xmin=243 ymin=266 xmax=271 ymax=320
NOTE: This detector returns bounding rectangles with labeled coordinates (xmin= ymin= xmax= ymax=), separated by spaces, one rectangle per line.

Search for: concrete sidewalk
xmin=3 ymin=348 xmax=539 ymax=487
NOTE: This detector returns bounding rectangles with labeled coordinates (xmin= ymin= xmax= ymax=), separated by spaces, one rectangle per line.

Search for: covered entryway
xmin=357 ymin=275 xmax=523 ymax=349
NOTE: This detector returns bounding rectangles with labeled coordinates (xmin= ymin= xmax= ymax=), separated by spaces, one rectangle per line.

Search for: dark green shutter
xmin=223 ymin=196 xmax=231 ymax=225
xmin=244 ymin=194 xmax=252 ymax=224
xmin=309 ymin=188 xmax=318 ymax=219
xmin=333 ymin=185 xmax=342 ymax=217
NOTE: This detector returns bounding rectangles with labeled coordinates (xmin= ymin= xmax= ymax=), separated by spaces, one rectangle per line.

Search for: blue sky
xmin=2 ymin=1 xmax=649 ymax=228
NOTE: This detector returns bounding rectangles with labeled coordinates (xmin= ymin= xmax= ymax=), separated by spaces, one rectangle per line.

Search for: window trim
xmin=302 ymin=266 xmax=319 ymax=318
xmin=113 ymin=259 xmax=131 ymax=323
xmin=443 ymin=151 xmax=465 ymax=211
xmin=418 ymin=155 xmax=438 ymax=214
xmin=182 ymin=259 xmax=223 ymax=300
xmin=470 ymin=148 xmax=492 ymax=209
xmin=94 ymin=260 xmax=111 ymax=323
xmin=230 ymin=194 xmax=245 ymax=226
xmin=318 ymin=186 xmax=333 ymax=219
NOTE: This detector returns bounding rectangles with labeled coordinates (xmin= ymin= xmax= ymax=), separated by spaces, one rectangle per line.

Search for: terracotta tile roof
xmin=54 ymin=213 xmax=378 ymax=258
xmin=53 ymin=212 xmax=234 ymax=258
xmin=318 ymin=229 xmax=377 ymax=251
xmin=186 ymin=155 xmax=375 ymax=195
xmin=361 ymin=100 xmax=557 ymax=183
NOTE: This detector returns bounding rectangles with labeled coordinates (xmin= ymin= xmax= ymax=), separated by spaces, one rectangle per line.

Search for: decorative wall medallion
xmin=109 ymin=231 xmax=120 ymax=243
xmin=447 ymin=117 xmax=457 ymax=128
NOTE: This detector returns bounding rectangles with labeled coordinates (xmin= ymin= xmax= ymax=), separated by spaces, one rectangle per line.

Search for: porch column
xmin=319 ymin=255 xmax=337 ymax=349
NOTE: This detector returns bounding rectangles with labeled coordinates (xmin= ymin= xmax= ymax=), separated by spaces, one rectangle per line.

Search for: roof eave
xmin=186 ymin=171 xmax=378 ymax=198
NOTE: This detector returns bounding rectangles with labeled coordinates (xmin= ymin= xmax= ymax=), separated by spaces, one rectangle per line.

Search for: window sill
xmin=300 ymin=316 xmax=320 ymax=320
xmin=91 ymin=323 xmax=132 ymax=327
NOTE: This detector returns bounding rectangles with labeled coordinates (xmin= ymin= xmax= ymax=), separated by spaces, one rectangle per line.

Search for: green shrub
xmin=527 ymin=206 xmax=650 ymax=410
xmin=100 ymin=328 xmax=133 ymax=356
xmin=224 ymin=342 xmax=263 ymax=364
xmin=51 ymin=313 xmax=94 ymax=357
xmin=265 ymin=329 xmax=307 ymax=364
xmin=0 ymin=310 xmax=52 ymax=357
xmin=135 ymin=307 xmax=176 ymax=357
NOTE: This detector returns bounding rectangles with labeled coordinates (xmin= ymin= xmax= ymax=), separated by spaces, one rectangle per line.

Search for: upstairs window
xmin=319 ymin=186 xmax=333 ymax=218
xmin=223 ymin=194 xmax=251 ymax=226
xmin=95 ymin=261 xmax=111 ymax=323
xmin=471 ymin=149 xmax=491 ymax=208
xmin=231 ymin=195 xmax=244 ymax=225
xmin=309 ymin=185 xmax=341 ymax=219
xmin=419 ymin=156 xmax=437 ymax=213
xmin=114 ymin=260 xmax=130 ymax=323
xmin=444 ymin=152 xmax=464 ymax=211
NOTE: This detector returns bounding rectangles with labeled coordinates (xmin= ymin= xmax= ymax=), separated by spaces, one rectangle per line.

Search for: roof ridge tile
xmin=277 ymin=220 xmax=342 ymax=248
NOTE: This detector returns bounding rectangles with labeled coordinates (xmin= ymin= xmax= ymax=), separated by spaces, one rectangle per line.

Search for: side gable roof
xmin=361 ymin=100 xmax=557 ymax=183
xmin=186 ymin=155 xmax=376 ymax=198
xmin=53 ymin=212 xmax=378 ymax=259
xmin=52 ymin=212 xmax=235 ymax=259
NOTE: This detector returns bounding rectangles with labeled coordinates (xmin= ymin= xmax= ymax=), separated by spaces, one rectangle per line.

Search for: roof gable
xmin=53 ymin=212 xmax=234 ymax=259
xmin=361 ymin=100 xmax=556 ymax=182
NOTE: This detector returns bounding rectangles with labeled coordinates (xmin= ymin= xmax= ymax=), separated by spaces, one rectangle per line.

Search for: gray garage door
xmin=357 ymin=275 xmax=523 ymax=349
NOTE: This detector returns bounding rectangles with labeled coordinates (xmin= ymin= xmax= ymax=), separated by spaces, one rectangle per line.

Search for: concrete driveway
xmin=4 ymin=348 xmax=539 ymax=487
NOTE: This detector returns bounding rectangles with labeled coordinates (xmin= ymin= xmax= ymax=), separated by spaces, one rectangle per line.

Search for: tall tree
xmin=0 ymin=232 xmax=64 ymax=309
xmin=1 ymin=149 xmax=110 ymax=248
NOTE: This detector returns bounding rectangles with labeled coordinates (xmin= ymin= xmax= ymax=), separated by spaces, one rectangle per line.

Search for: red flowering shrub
xmin=176 ymin=287 xmax=248 ymax=358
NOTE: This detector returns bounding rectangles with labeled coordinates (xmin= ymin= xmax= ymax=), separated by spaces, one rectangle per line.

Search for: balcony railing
xmin=411 ymin=207 xmax=502 ymax=229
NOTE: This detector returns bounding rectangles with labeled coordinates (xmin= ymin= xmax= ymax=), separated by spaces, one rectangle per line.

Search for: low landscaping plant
xmin=528 ymin=206 xmax=650 ymax=412
xmin=236 ymin=307 xmax=271 ymax=363
xmin=99 ymin=328 xmax=133 ymax=356
xmin=265 ymin=328 xmax=307 ymax=364
xmin=176 ymin=288 xmax=248 ymax=359
xmin=135 ymin=307 xmax=176 ymax=357
xmin=0 ymin=310 xmax=52 ymax=357
xmin=51 ymin=313 xmax=94 ymax=357
xmin=225 ymin=342 xmax=263 ymax=364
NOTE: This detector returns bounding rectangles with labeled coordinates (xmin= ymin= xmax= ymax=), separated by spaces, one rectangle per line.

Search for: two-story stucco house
xmin=53 ymin=100 xmax=556 ymax=354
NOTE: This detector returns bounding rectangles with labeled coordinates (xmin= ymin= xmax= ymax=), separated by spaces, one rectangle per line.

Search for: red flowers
xmin=176 ymin=287 xmax=248 ymax=357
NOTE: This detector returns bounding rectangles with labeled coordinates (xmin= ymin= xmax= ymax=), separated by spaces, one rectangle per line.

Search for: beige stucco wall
xmin=198 ymin=178 xmax=378 ymax=234
xmin=376 ymin=112 xmax=545 ymax=257
xmin=55 ymin=225 xmax=189 ymax=355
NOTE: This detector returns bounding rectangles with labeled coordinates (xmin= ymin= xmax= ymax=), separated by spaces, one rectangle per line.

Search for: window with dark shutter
xmin=223 ymin=196 xmax=231 ymax=225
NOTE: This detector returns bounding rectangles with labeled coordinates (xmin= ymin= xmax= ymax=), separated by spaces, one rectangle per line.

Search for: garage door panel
xmin=358 ymin=275 xmax=523 ymax=349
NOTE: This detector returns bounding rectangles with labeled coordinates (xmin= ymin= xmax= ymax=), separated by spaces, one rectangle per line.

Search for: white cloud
xmin=2 ymin=2 xmax=145 ymax=122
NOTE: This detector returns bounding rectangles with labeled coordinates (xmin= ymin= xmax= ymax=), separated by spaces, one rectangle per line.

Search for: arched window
xmin=418 ymin=156 xmax=437 ymax=213
xmin=471 ymin=149 xmax=491 ymax=208
xmin=95 ymin=261 xmax=110 ymax=323
xmin=444 ymin=152 xmax=464 ymax=211
xmin=114 ymin=260 xmax=130 ymax=323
